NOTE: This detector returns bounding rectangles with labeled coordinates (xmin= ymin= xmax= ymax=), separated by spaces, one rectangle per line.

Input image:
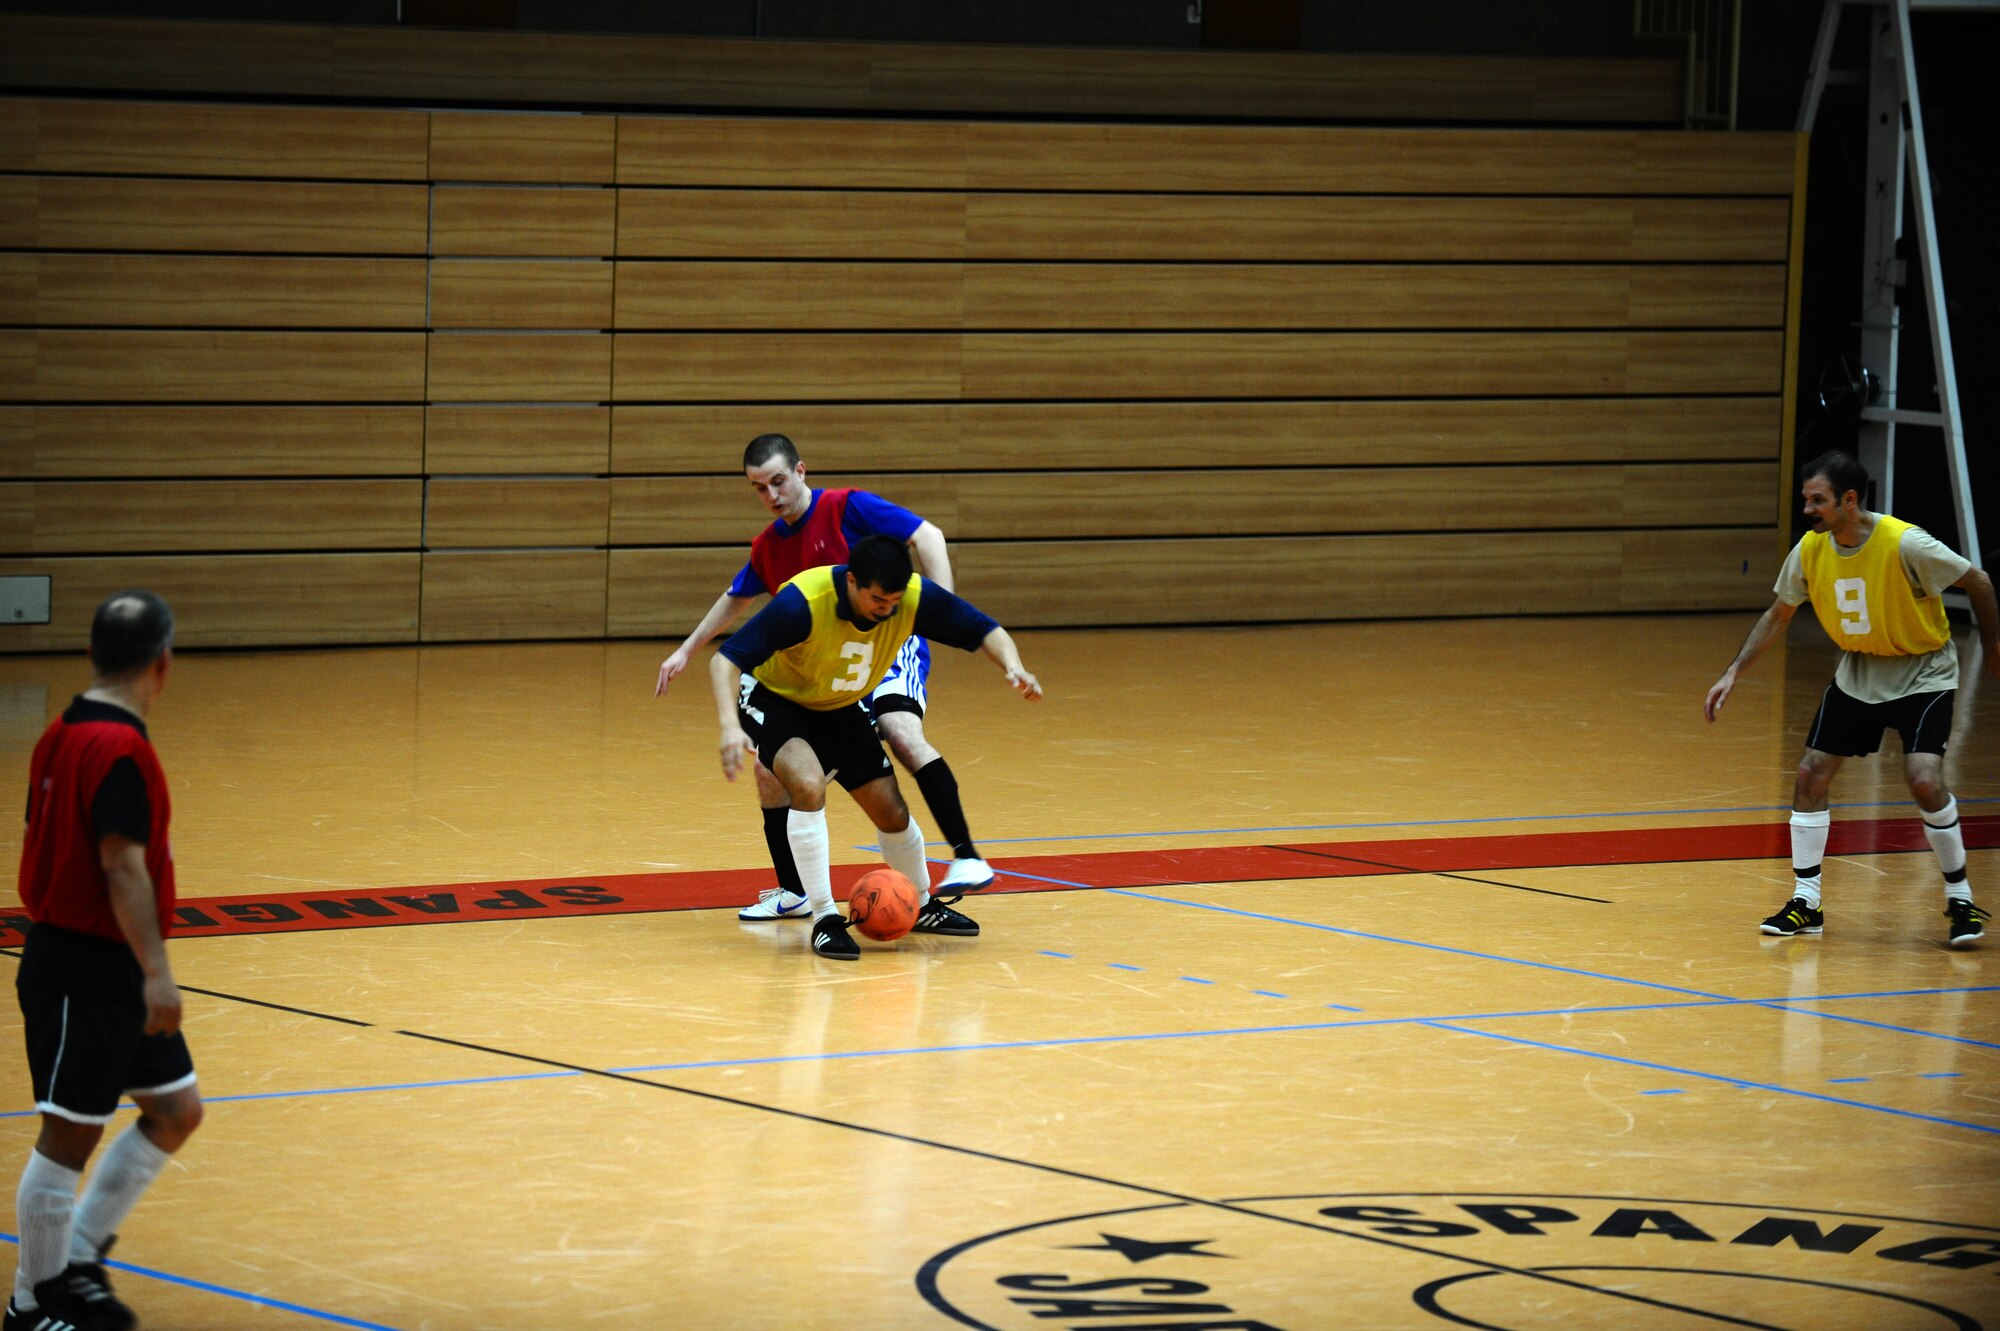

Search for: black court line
xmin=1275 ymin=844 xmax=1615 ymax=903
xmin=395 ymin=1027 xmax=1791 ymax=1330
xmin=0 ymin=950 xmax=375 ymax=1028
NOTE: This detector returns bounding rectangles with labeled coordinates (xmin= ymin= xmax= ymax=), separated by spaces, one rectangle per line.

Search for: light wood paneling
xmin=612 ymin=334 xmax=962 ymax=401
xmin=0 ymin=480 xmax=420 ymax=554
xmin=426 ymin=334 xmax=612 ymax=403
xmin=0 ymin=176 xmax=429 ymax=254
xmin=0 ymin=98 xmax=429 ymax=180
xmin=959 ymin=332 xmax=1784 ymax=400
xmin=607 ymin=527 xmax=1773 ymax=632
xmin=961 ymin=194 xmax=1793 ymax=263
xmin=960 ymin=124 xmax=1801 ymax=195
xmin=425 ymin=407 xmax=610 ymax=474
xmin=430 ymin=187 xmax=618 ymax=257
xmin=0 ymin=552 xmax=420 ymax=650
xmin=615 ymin=191 xmax=1789 ymax=263
xmin=429 ymin=261 xmax=614 ymax=330
xmin=0 ymin=407 xmax=426 ymax=478
xmin=610 ymin=331 xmax=1781 ymax=402
xmin=615 ymin=118 xmax=1793 ymax=196
xmin=608 ymin=463 xmax=1771 ymax=545
xmin=617 ymin=190 xmax=967 ymax=259
xmin=611 ymin=262 xmax=1783 ymax=331
xmin=429 ymin=112 xmax=616 ymax=184
xmin=613 ymin=263 xmax=964 ymax=330
xmin=425 ymin=479 xmax=609 ymax=547
xmin=421 ymin=550 xmax=607 ymax=641
xmin=617 ymin=117 xmax=969 ymax=189
xmin=609 ymin=399 xmax=1781 ymax=474
xmin=0 ymin=255 xmax=427 ymax=328
xmin=1 ymin=332 xmax=428 ymax=403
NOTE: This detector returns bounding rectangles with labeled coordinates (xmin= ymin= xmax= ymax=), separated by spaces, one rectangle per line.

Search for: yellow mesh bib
xmin=1800 ymin=516 xmax=1950 ymax=656
xmin=751 ymin=567 xmax=923 ymax=710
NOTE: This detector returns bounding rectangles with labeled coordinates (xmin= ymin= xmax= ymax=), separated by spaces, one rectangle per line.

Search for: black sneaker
xmin=1945 ymin=900 xmax=1988 ymax=949
xmin=811 ymin=913 xmax=860 ymax=960
xmin=913 ymin=900 xmax=979 ymax=937
xmin=5 ymin=1298 xmax=90 ymax=1331
xmin=1760 ymin=897 xmax=1824 ymax=937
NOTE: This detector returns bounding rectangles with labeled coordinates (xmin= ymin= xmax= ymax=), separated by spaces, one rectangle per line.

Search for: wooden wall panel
xmin=609 ymin=529 xmax=1771 ymax=633
xmin=0 ymin=99 xmax=430 ymax=180
xmin=429 ymin=112 xmax=617 ymax=184
xmin=960 ymin=195 xmax=1793 ymax=263
xmin=429 ymin=261 xmax=615 ymax=329
xmin=610 ymin=331 xmax=1780 ymax=402
xmin=608 ymin=463 xmax=1771 ymax=545
xmin=617 ymin=117 xmax=968 ymax=188
xmin=0 ymin=255 xmax=427 ymax=328
xmin=609 ymin=262 xmax=1783 ymax=331
xmin=611 ymin=191 xmax=1791 ymax=263
xmin=0 ymin=406 xmax=425 ymax=478
xmin=0 ymin=177 xmax=429 ymax=254
xmin=617 ymin=190 xmax=966 ymax=259
xmin=0 ymin=480 xmax=420 ymax=554
xmin=421 ymin=551 xmax=607 ymax=641
xmin=612 ymin=334 xmax=962 ymax=401
xmin=426 ymin=334 xmax=612 ymax=402
xmin=425 ymin=406 xmax=610 ymax=474
xmin=0 ymin=553 xmax=421 ymax=649
xmin=609 ymin=398 xmax=1782 ymax=474
xmin=2 ymin=332 xmax=428 ymax=402
xmin=430 ymin=187 xmax=618 ymax=257
xmin=425 ymin=479 xmax=610 ymax=547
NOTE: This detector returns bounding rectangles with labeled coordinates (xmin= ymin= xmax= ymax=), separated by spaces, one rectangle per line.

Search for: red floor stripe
xmin=3 ymin=815 xmax=1992 ymax=945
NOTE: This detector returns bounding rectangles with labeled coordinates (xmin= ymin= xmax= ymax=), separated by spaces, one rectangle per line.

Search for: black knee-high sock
xmin=762 ymin=805 xmax=804 ymax=896
xmin=914 ymin=758 xmax=978 ymax=860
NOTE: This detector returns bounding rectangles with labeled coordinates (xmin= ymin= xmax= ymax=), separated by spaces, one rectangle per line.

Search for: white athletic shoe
xmin=937 ymin=858 xmax=995 ymax=893
xmin=738 ymin=888 xmax=810 ymax=920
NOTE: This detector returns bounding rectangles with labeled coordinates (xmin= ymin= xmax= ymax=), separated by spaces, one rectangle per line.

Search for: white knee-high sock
xmin=1922 ymin=797 xmax=1972 ymax=902
xmin=15 ymin=1149 xmax=81 ymax=1305
xmin=71 ymin=1123 xmax=172 ymax=1263
xmin=878 ymin=820 xmax=931 ymax=906
xmin=787 ymin=808 xmax=835 ymax=920
xmin=1791 ymin=809 xmax=1830 ymax=908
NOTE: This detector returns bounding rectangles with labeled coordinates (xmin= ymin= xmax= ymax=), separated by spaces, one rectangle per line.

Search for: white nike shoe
xmin=937 ymin=858 xmax=995 ymax=893
xmin=738 ymin=888 xmax=810 ymax=920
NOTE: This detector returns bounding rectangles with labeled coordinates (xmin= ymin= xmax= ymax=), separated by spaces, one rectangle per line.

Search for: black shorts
xmin=1804 ymin=682 xmax=1955 ymax=759
xmin=16 ymin=923 xmax=196 ymax=1124
xmin=744 ymin=683 xmax=893 ymax=791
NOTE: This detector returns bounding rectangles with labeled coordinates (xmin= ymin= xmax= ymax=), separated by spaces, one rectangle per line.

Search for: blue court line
xmin=1251 ymin=990 xmax=1290 ymax=999
xmin=5 ymin=986 xmax=1984 ymax=1122
xmin=1113 ymin=889 xmax=2000 ymax=1049
xmin=922 ymin=796 xmax=2000 ymax=848
xmin=1107 ymin=963 xmax=1144 ymax=971
xmin=1826 ymin=1077 xmax=1871 ymax=1084
xmin=1425 ymin=1022 xmax=2000 ymax=1137
xmin=0 ymin=1233 xmax=401 ymax=1330
xmin=1639 ymin=1088 xmax=1684 ymax=1096
xmin=1178 ymin=976 xmax=1215 ymax=986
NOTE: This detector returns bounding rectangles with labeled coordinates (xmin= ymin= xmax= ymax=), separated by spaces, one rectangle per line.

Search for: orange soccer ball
xmin=847 ymin=868 xmax=920 ymax=942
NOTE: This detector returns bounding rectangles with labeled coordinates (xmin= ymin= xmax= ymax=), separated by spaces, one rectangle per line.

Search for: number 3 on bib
xmin=832 ymin=641 xmax=874 ymax=692
xmin=1834 ymin=577 xmax=1871 ymax=636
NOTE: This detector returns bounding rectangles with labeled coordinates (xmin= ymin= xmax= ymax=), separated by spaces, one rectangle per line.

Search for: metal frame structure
xmin=1799 ymin=0 xmax=1989 ymax=571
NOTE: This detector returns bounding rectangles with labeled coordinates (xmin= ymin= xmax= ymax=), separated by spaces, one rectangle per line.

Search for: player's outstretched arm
xmin=1704 ymin=599 xmax=1797 ymax=723
xmin=658 ymin=593 xmax=757 ymax=696
xmin=1952 ymin=566 xmax=2000 ymax=680
xmin=908 ymin=521 xmax=955 ymax=594
xmin=708 ymin=653 xmax=756 ymax=780
xmin=978 ymin=626 xmax=1043 ymax=701
xmin=102 ymin=834 xmax=181 ymax=1035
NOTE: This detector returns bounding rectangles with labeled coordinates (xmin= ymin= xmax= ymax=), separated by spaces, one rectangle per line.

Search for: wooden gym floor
xmin=0 ymin=614 xmax=1994 ymax=1331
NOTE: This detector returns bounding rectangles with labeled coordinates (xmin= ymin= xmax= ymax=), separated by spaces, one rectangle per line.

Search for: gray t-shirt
xmin=1775 ymin=523 xmax=1971 ymax=702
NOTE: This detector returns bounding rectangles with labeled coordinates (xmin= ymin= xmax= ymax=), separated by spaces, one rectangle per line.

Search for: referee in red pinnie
xmin=10 ymin=591 xmax=202 ymax=1331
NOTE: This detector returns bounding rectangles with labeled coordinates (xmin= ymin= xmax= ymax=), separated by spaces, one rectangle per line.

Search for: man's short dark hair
xmin=90 ymin=590 xmax=174 ymax=678
xmin=1800 ymin=449 xmax=1869 ymax=505
xmin=744 ymin=433 xmax=800 ymax=472
xmin=848 ymin=535 xmax=912 ymax=592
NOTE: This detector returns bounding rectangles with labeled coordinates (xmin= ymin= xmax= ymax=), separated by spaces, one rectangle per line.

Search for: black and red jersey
xmin=19 ymin=697 xmax=176 ymax=943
